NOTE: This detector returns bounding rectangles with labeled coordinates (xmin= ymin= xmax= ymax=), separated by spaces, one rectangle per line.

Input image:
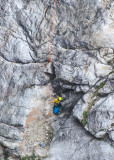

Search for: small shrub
xmin=83 ymin=111 xmax=88 ymax=119
xmin=111 ymin=123 xmax=114 ymax=127
xmin=22 ymin=152 xmax=36 ymax=160
xmin=93 ymin=81 xmax=106 ymax=97
xmin=81 ymin=111 xmax=88 ymax=126
xmin=82 ymin=119 xmax=87 ymax=126
xmin=81 ymin=81 xmax=106 ymax=127
xmin=97 ymin=81 xmax=106 ymax=89
xmin=99 ymin=129 xmax=104 ymax=131
xmin=22 ymin=154 xmax=48 ymax=160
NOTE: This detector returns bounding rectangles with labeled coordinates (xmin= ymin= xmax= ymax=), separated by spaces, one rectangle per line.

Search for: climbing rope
xmin=48 ymin=0 xmax=56 ymax=63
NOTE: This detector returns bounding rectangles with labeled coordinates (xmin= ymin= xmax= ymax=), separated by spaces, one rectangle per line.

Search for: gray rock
xmin=40 ymin=142 xmax=45 ymax=148
xmin=95 ymin=131 xmax=107 ymax=139
xmin=86 ymin=93 xmax=114 ymax=138
xmin=0 ymin=56 xmax=50 ymax=155
xmin=46 ymin=117 xmax=114 ymax=160
xmin=0 ymin=144 xmax=4 ymax=156
xmin=73 ymin=92 xmax=114 ymax=140
xmin=53 ymin=50 xmax=112 ymax=95
xmin=109 ymin=131 xmax=114 ymax=141
xmin=0 ymin=0 xmax=114 ymax=159
xmin=98 ymin=80 xmax=114 ymax=95
xmin=44 ymin=62 xmax=55 ymax=75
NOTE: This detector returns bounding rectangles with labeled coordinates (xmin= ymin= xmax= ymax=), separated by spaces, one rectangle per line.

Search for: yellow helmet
xmin=59 ymin=97 xmax=62 ymax=101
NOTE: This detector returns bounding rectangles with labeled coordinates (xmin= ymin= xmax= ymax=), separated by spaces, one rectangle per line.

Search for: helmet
xmin=59 ymin=97 xmax=62 ymax=101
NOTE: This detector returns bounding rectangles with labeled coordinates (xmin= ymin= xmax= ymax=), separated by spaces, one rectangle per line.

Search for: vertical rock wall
xmin=0 ymin=0 xmax=114 ymax=159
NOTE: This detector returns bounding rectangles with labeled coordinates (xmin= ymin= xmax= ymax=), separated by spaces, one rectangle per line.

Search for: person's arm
xmin=49 ymin=99 xmax=57 ymax=103
xmin=49 ymin=100 xmax=54 ymax=104
xmin=49 ymin=98 xmax=59 ymax=104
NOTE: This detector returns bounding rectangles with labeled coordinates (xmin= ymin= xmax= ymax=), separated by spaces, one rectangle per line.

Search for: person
xmin=52 ymin=97 xmax=62 ymax=115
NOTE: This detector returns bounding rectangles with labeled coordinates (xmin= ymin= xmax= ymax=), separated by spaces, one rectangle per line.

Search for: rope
xmin=48 ymin=0 xmax=56 ymax=63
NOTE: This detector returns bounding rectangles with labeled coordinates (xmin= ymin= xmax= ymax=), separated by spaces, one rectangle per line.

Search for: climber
xmin=52 ymin=97 xmax=62 ymax=115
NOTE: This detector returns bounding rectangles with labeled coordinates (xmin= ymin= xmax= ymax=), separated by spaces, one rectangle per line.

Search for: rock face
xmin=0 ymin=0 xmax=114 ymax=159
xmin=73 ymin=91 xmax=114 ymax=139
xmin=0 ymin=55 xmax=55 ymax=157
xmin=46 ymin=117 xmax=114 ymax=160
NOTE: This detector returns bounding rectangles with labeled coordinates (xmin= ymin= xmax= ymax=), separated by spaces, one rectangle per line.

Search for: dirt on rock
xmin=19 ymin=84 xmax=56 ymax=158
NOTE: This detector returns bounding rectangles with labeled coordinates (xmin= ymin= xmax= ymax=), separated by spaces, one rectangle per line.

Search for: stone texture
xmin=54 ymin=50 xmax=112 ymax=89
xmin=19 ymin=83 xmax=55 ymax=157
xmin=0 ymin=0 xmax=114 ymax=159
xmin=73 ymin=89 xmax=114 ymax=140
xmin=86 ymin=93 xmax=114 ymax=138
xmin=98 ymin=80 xmax=114 ymax=95
xmin=0 ymin=145 xmax=4 ymax=158
xmin=46 ymin=117 xmax=114 ymax=160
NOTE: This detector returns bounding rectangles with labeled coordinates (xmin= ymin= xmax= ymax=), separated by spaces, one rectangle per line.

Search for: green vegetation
xmin=81 ymin=111 xmax=88 ymax=126
xmin=82 ymin=119 xmax=87 ymax=126
xmin=89 ymin=81 xmax=106 ymax=111
xmin=93 ymin=81 xmax=106 ymax=97
xmin=111 ymin=123 xmax=114 ymax=127
xmin=22 ymin=154 xmax=48 ymax=160
xmin=109 ymin=70 xmax=114 ymax=75
xmin=89 ymin=81 xmax=106 ymax=109
xmin=81 ymin=81 xmax=106 ymax=127
xmin=88 ymin=98 xmax=96 ymax=111
xmin=83 ymin=111 xmax=88 ymax=119
xmin=22 ymin=152 xmax=36 ymax=160
xmin=99 ymin=129 xmax=104 ymax=131
xmin=110 ymin=143 xmax=113 ymax=147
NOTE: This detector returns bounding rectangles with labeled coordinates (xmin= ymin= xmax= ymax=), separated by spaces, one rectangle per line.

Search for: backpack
xmin=53 ymin=105 xmax=60 ymax=115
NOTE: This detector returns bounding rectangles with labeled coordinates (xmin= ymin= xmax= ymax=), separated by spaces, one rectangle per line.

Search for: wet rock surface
xmin=0 ymin=0 xmax=114 ymax=159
